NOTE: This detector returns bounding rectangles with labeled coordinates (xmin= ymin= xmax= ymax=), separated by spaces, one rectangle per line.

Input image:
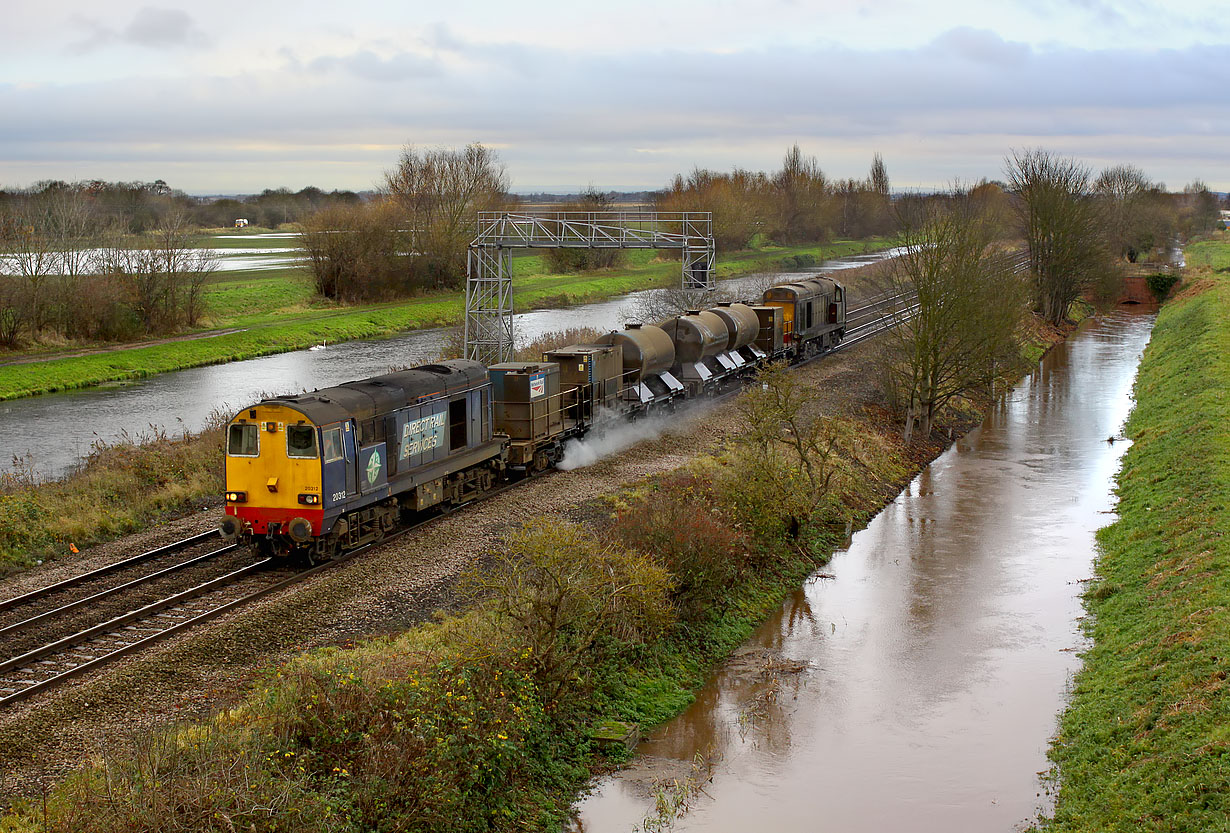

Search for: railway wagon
xmin=219 ymin=359 xmax=504 ymax=561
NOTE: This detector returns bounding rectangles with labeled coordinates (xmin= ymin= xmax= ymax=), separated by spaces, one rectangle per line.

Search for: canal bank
xmin=1038 ymin=275 xmax=1230 ymax=831
xmin=571 ymin=309 xmax=1156 ymax=832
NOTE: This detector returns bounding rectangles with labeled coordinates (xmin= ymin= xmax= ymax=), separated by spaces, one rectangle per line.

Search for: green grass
xmin=1183 ymin=230 xmax=1230 ymax=273
xmin=0 ymin=237 xmax=893 ymax=401
xmin=1037 ymin=267 xmax=1230 ymax=830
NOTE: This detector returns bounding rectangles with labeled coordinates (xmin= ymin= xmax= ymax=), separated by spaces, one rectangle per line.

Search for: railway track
xmin=0 ymin=530 xmax=220 ymax=615
xmin=0 ymin=482 xmax=525 ymax=710
xmin=0 ymin=558 xmax=294 ymax=708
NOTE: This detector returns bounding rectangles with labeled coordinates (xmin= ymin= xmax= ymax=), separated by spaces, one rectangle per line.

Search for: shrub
xmin=610 ymin=470 xmax=751 ymax=623
xmin=465 ymin=520 xmax=674 ymax=711
xmin=1145 ymin=272 xmax=1180 ymax=298
xmin=780 ymin=253 xmax=817 ymax=269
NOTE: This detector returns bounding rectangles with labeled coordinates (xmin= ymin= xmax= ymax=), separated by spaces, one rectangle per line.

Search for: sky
xmin=1 ymin=0 xmax=1226 ymax=194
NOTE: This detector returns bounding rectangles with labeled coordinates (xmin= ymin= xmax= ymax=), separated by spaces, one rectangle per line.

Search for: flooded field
xmin=571 ymin=309 xmax=1155 ymax=832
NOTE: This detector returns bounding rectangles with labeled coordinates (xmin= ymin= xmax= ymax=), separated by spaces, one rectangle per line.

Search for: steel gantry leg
xmin=464 ymin=245 xmax=514 ymax=365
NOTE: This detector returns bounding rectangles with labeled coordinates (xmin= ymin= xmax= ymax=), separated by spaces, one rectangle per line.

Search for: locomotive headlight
xmin=226 ymin=491 xmax=247 ymax=503
xmin=298 ymin=493 xmax=320 ymax=505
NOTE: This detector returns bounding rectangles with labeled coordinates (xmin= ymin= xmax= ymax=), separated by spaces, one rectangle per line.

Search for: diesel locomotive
xmin=219 ymin=275 xmax=845 ymax=559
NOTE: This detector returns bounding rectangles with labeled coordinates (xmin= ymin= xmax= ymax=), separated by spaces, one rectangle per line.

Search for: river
xmin=570 ymin=309 xmax=1155 ymax=832
xmin=3 ymin=250 xmax=898 ymax=481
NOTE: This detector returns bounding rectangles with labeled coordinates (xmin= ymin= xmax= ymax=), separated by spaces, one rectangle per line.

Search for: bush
xmin=544 ymin=247 xmax=624 ymax=273
xmin=780 ymin=253 xmax=817 ymax=269
xmin=610 ymin=470 xmax=751 ymax=623
xmin=465 ymin=520 xmax=674 ymax=711
xmin=1145 ymin=272 xmax=1180 ymax=298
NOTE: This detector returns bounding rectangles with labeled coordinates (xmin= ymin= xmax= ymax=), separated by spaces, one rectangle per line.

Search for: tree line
xmin=877 ymin=149 xmax=1223 ymax=441
xmin=0 ymin=180 xmax=367 ymax=347
xmin=2 ymin=144 xmax=1223 ymax=352
xmin=0 ymin=179 xmax=366 ymax=233
xmin=299 ymin=143 xmax=897 ymax=303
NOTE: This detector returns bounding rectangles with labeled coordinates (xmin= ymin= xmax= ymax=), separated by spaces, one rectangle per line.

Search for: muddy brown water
xmin=570 ymin=309 xmax=1156 ymax=832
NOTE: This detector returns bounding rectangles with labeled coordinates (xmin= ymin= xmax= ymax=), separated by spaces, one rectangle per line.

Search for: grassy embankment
xmin=0 ymin=423 xmax=225 ymax=577
xmin=1039 ymin=238 xmax=1230 ymax=831
xmin=0 ymin=235 xmax=889 ymax=401
xmin=1 ymin=319 xmax=1055 ymax=832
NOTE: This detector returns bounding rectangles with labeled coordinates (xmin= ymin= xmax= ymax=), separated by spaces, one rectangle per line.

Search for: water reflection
xmin=572 ymin=310 xmax=1155 ymax=832
xmin=7 ymin=250 xmax=897 ymax=480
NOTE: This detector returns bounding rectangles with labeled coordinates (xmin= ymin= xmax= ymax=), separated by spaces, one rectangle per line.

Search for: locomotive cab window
xmin=227 ymin=423 xmax=259 ymax=457
xmin=449 ymin=398 xmax=467 ymax=451
xmin=321 ymin=426 xmax=343 ymax=463
xmin=286 ymin=424 xmax=318 ymax=458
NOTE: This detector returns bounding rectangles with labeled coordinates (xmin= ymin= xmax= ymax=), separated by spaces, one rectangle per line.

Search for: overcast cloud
xmin=0 ymin=1 xmax=1225 ymax=192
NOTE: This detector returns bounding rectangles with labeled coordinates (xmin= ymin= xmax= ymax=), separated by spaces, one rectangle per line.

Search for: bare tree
xmin=617 ymin=285 xmax=739 ymax=326
xmin=0 ymin=273 xmax=25 ymax=347
xmin=773 ymin=144 xmax=831 ymax=243
xmin=879 ymin=189 xmax=1028 ymax=441
xmin=870 ymin=153 xmax=890 ymax=197
xmin=383 ymin=143 xmax=510 ymax=290
xmin=300 ymin=201 xmax=404 ymax=303
xmin=1005 ymin=149 xmax=1110 ymax=325
xmin=45 ymin=189 xmax=105 ymax=336
xmin=98 ymin=213 xmax=217 ymax=332
xmin=1177 ymin=180 xmax=1221 ymax=238
xmin=149 ymin=212 xmax=217 ymax=326
xmin=1094 ymin=164 xmax=1173 ymax=263
xmin=657 ymin=166 xmax=769 ymax=250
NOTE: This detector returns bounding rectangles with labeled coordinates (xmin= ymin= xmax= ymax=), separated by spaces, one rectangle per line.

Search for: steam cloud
xmin=556 ymin=411 xmax=671 ymax=470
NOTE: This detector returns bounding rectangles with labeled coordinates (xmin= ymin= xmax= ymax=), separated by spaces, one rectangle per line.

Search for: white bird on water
xmin=309 ymin=340 xmax=327 ymax=351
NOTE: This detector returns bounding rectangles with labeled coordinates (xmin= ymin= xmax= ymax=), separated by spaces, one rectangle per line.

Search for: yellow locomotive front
xmin=219 ymin=403 xmax=325 ymax=554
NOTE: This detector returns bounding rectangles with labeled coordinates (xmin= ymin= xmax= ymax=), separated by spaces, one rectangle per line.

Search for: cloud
xmin=929 ymin=27 xmax=1030 ymax=66
xmin=123 ymin=7 xmax=208 ymax=47
xmin=308 ymin=49 xmax=441 ymax=82
xmin=69 ymin=6 xmax=209 ymax=53
xmin=6 ymin=26 xmax=1228 ymax=192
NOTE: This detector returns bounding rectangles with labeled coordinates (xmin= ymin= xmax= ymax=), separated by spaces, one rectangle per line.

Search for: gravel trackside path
xmin=0 ymin=339 xmax=884 ymax=802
